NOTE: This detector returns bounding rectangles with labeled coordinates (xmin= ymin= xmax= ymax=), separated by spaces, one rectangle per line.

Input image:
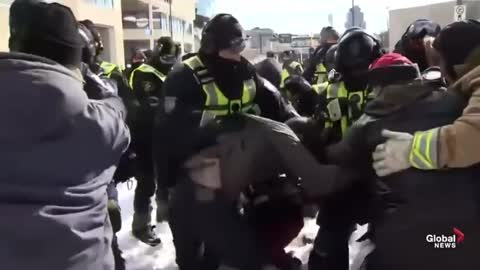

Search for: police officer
xmin=129 ymin=36 xmax=178 ymax=246
xmin=153 ymin=13 xmax=298 ymax=270
xmin=78 ymin=21 xmax=127 ymax=270
xmin=394 ymin=19 xmax=441 ymax=72
xmin=304 ymin=26 xmax=340 ymax=85
xmin=280 ymin=50 xmax=304 ymax=90
xmin=317 ymin=29 xmax=384 ymax=144
xmin=308 ymin=29 xmax=383 ymax=270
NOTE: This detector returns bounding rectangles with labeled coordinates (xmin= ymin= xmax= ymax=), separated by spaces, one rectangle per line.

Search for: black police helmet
xmin=433 ymin=20 xmax=480 ymax=79
xmin=335 ymin=30 xmax=382 ymax=73
xmin=324 ymin=44 xmax=338 ymax=72
xmin=79 ymin=20 xmax=104 ymax=56
xmin=402 ymin=19 xmax=441 ymax=40
xmin=78 ymin=23 xmax=96 ymax=65
xmin=201 ymin=14 xmax=247 ymax=54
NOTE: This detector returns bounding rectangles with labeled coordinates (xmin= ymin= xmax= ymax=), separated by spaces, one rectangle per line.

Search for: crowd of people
xmin=2 ymin=0 xmax=480 ymax=270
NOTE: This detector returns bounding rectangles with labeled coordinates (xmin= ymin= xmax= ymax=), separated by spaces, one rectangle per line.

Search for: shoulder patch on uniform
xmin=142 ymin=81 xmax=155 ymax=93
xmin=164 ymin=96 xmax=177 ymax=114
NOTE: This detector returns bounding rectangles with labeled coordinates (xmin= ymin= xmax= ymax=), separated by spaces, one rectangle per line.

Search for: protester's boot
xmin=132 ymin=212 xmax=161 ymax=246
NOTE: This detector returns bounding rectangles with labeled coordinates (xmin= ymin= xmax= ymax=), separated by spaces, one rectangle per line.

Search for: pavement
xmin=116 ymin=180 xmax=373 ymax=270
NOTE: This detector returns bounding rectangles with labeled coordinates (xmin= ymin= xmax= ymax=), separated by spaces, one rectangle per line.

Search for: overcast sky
xmin=214 ymin=0 xmax=451 ymax=34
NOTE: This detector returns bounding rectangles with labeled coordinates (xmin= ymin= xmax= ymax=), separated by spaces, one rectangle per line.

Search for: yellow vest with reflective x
xmin=100 ymin=61 xmax=119 ymax=78
xmin=313 ymin=63 xmax=328 ymax=85
xmin=129 ymin=63 xmax=166 ymax=89
xmin=280 ymin=61 xmax=303 ymax=89
xmin=183 ymin=56 xmax=257 ymax=127
xmin=324 ymin=81 xmax=367 ymax=138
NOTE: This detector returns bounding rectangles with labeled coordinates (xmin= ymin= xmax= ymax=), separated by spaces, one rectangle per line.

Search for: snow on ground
xmin=117 ymin=181 xmax=373 ymax=270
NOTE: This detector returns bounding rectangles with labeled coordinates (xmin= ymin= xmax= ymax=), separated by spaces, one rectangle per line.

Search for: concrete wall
xmin=63 ymin=0 xmax=125 ymax=66
xmin=0 ymin=0 xmax=125 ymax=65
xmin=0 ymin=3 xmax=10 ymax=52
xmin=389 ymin=0 xmax=480 ymax=51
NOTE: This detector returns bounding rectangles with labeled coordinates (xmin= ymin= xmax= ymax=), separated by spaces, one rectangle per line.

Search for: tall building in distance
xmin=345 ymin=5 xmax=366 ymax=29
xmin=196 ymin=0 xmax=216 ymax=18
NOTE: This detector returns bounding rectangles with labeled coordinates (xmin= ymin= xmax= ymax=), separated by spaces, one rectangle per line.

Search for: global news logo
xmin=426 ymin=228 xmax=464 ymax=249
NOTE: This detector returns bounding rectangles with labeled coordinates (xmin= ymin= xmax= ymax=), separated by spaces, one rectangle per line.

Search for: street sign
xmin=454 ymin=5 xmax=467 ymax=22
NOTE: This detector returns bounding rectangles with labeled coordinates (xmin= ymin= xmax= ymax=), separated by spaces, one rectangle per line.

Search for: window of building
xmin=83 ymin=0 xmax=114 ymax=9
xmin=0 ymin=0 xmax=13 ymax=5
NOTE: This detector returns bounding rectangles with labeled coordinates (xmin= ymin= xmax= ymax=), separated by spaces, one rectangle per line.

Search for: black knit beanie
xmin=9 ymin=0 xmax=83 ymax=68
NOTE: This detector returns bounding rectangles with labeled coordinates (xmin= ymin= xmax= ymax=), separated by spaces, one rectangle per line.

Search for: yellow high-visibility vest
xmin=100 ymin=61 xmax=119 ymax=78
xmin=313 ymin=63 xmax=328 ymax=85
xmin=128 ymin=63 xmax=166 ymax=89
xmin=324 ymin=81 xmax=368 ymax=138
xmin=183 ymin=56 xmax=259 ymax=127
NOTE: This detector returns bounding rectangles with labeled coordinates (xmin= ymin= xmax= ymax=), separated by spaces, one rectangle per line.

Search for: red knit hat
xmin=369 ymin=53 xmax=421 ymax=86
xmin=370 ymin=53 xmax=413 ymax=69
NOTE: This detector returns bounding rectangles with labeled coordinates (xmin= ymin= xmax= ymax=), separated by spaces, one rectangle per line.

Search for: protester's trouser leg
xmin=247 ymin=197 xmax=304 ymax=269
xmin=170 ymin=178 xmax=264 ymax=270
xmin=308 ymin=224 xmax=351 ymax=270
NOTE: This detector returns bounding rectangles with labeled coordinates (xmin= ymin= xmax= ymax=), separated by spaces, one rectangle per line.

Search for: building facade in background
xmin=389 ymin=0 xmax=480 ymax=51
xmin=122 ymin=0 xmax=195 ymax=63
xmin=0 ymin=0 xmax=125 ymax=65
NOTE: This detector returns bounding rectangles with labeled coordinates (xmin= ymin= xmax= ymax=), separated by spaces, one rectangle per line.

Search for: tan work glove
xmin=372 ymin=130 xmax=414 ymax=177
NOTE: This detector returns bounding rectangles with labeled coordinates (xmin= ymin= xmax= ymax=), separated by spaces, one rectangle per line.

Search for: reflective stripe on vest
xmin=313 ymin=63 xmax=328 ymax=84
xmin=312 ymin=82 xmax=328 ymax=95
xmin=183 ymin=56 xmax=257 ymax=127
xmin=409 ymin=128 xmax=440 ymax=170
xmin=325 ymin=82 xmax=367 ymax=137
xmin=129 ymin=63 xmax=166 ymax=89
xmin=100 ymin=61 xmax=118 ymax=78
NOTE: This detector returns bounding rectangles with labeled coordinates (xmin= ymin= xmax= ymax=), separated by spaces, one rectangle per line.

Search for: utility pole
xmin=149 ymin=0 xmax=154 ymax=49
xmin=169 ymin=0 xmax=173 ymax=37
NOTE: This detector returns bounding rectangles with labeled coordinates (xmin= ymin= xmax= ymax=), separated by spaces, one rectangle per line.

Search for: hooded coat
xmin=0 ymin=53 xmax=130 ymax=270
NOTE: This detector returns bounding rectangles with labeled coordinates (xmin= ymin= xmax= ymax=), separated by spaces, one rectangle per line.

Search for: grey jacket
xmin=0 ymin=53 xmax=130 ymax=270
xmin=184 ymin=114 xmax=353 ymax=200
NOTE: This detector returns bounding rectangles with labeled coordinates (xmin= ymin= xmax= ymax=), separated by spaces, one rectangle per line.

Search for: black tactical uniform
xmin=129 ymin=37 xmax=178 ymax=246
xmin=303 ymin=26 xmax=340 ymax=85
xmin=154 ymin=14 xmax=298 ymax=270
xmin=308 ymin=30 xmax=383 ymax=270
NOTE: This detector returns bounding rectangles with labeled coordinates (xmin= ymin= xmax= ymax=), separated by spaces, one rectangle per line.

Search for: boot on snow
xmin=132 ymin=213 xmax=161 ymax=246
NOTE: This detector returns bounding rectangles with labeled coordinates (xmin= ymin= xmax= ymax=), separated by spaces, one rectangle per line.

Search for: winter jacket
xmin=255 ymin=57 xmax=282 ymax=89
xmin=411 ymin=64 xmax=480 ymax=169
xmin=183 ymin=114 xmax=355 ymax=200
xmin=153 ymin=53 xmax=298 ymax=189
xmin=0 ymin=53 xmax=130 ymax=270
xmin=327 ymin=81 xmax=480 ymax=269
